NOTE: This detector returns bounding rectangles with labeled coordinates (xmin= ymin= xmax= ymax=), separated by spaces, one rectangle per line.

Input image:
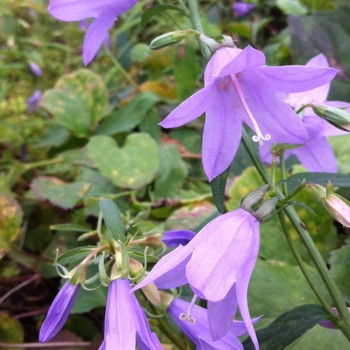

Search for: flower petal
xmin=159 ymin=86 xmax=212 ymax=128
xmin=202 ymin=82 xmax=243 ymax=181
xmin=186 ymin=209 xmax=259 ymax=302
xmin=239 ymin=70 xmax=308 ymax=144
xmin=162 ymin=230 xmax=196 ymax=248
xmin=130 ymin=291 xmax=163 ymax=349
xmin=259 ymin=65 xmax=338 ymax=93
xmin=235 ymin=234 xmax=260 ymax=350
xmin=39 ymin=281 xmax=80 ymax=343
xmin=99 ymin=279 xmax=135 ymax=349
xmin=292 ymin=136 xmax=337 ymax=172
xmin=48 ymin=0 xmax=136 ymax=21
xmin=216 ymin=46 xmax=266 ymax=79
xmin=82 ymin=8 xmax=118 ymax=65
xmin=132 ymin=245 xmax=192 ymax=291
xmin=207 ymin=286 xmax=238 ymax=340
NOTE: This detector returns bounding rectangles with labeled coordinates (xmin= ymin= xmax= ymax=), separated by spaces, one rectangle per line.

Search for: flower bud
xmin=309 ymin=182 xmax=350 ymax=227
xmin=311 ymin=105 xmax=350 ymax=131
xmin=150 ymin=30 xmax=197 ymax=50
xmin=142 ymin=282 xmax=162 ymax=306
xmin=241 ymin=184 xmax=270 ymax=210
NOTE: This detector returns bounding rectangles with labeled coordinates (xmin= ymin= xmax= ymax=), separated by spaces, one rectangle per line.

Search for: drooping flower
xmin=99 ymin=278 xmax=162 ymax=350
xmin=26 ymin=90 xmax=42 ymax=113
xmin=233 ymin=1 xmax=255 ymax=17
xmin=259 ymin=54 xmax=347 ymax=173
xmin=133 ymin=208 xmax=261 ymax=349
xmin=168 ymin=297 xmax=261 ymax=350
xmin=48 ymin=0 xmax=137 ymax=65
xmin=39 ymin=280 xmax=80 ymax=343
xmin=162 ymin=230 xmax=196 ymax=248
xmin=159 ymin=45 xmax=337 ymax=181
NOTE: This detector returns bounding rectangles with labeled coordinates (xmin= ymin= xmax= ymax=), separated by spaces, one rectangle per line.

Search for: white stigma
xmin=179 ymin=294 xmax=198 ymax=325
xmin=231 ymin=75 xmax=270 ymax=145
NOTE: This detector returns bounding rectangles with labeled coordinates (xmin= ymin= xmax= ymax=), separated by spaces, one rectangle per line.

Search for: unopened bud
xmin=142 ymin=283 xmax=162 ymax=306
xmin=241 ymin=185 xmax=270 ymax=210
xmin=150 ymin=30 xmax=198 ymax=50
xmin=308 ymin=182 xmax=350 ymax=227
xmin=253 ymin=197 xmax=279 ymax=221
xmin=311 ymin=105 xmax=350 ymax=131
xmin=129 ymin=258 xmax=144 ymax=277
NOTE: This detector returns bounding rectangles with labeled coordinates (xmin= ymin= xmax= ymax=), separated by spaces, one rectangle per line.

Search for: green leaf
xmin=0 ymin=193 xmax=23 ymax=259
xmin=140 ymin=4 xmax=186 ymax=28
xmin=31 ymin=176 xmax=91 ymax=209
xmin=0 ymin=313 xmax=24 ymax=347
xmin=154 ymin=144 xmax=188 ymax=200
xmin=329 ymin=238 xmax=350 ymax=303
xmin=210 ymin=168 xmax=229 ymax=214
xmin=98 ymin=92 xmax=161 ymax=136
xmin=71 ymin=284 xmax=108 ymax=314
xmin=57 ymin=246 xmax=97 ymax=265
xmin=87 ymin=133 xmax=160 ymax=189
xmin=49 ymin=224 xmax=92 ymax=233
xmin=243 ymin=304 xmax=328 ymax=350
xmin=99 ymin=199 xmax=125 ymax=242
xmin=276 ymin=0 xmax=308 ymax=15
xmin=41 ymin=69 xmax=108 ymax=138
xmin=286 ymin=172 xmax=350 ymax=192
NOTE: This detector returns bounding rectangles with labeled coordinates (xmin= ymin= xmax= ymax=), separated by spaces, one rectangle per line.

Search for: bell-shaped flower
xmin=29 ymin=61 xmax=42 ymax=77
xmin=159 ymin=45 xmax=337 ymax=181
xmin=27 ymin=90 xmax=42 ymax=113
xmin=168 ymin=297 xmax=261 ymax=350
xmin=259 ymin=54 xmax=348 ymax=172
xmin=48 ymin=0 xmax=137 ymax=65
xmin=39 ymin=280 xmax=80 ymax=343
xmin=99 ymin=278 xmax=162 ymax=350
xmin=133 ymin=208 xmax=261 ymax=350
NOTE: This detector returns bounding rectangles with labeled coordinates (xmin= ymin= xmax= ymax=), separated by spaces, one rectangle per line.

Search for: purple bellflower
xmin=99 ymin=278 xmax=162 ymax=350
xmin=48 ymin=0 xmax=137 ymax=65
xmin=259 ymin=54 xmax=346 ymax=172
xmin=26 ymin=90 xmax=42 ymax=113
xmin=162 ymin=230 xmax=196 ymax=248
xmin=168 ymin=297 xmax=261 ymax=350
xmin=133 ymin=208 xmax=261 ymax=350
xmin=159 ymin=45 xmax=337 ymax=181
xmin=39 ymin=280 xmax=80 ymax=343
xmin=233 ymin=1 xmax=255 ymax=17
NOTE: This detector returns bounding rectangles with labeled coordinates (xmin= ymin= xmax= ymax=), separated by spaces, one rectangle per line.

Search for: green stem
xmin=187 ymin=0 xmax=210 ymax=57
xmin=241 ymin=130 xmax=350 ymax=340
xmin=277 ymin=211 xmax=334 ymax=315
xmin=279 ymin=151 xmax=288 ymax=195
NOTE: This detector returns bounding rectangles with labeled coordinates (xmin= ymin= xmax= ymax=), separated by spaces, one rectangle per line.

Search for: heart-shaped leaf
xmin=31 ymin=176 xmax=91 ymax=209
xmin=41 ymin=69 xmax=108 ymax=137
xmin=87 ymin=133 xmax=160 ymax=189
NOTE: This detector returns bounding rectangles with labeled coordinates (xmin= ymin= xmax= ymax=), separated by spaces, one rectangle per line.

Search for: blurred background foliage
xmin=1 ymin=0 xmax=350 ymax=348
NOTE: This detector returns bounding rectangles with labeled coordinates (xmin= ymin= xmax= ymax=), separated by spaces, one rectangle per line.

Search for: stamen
xmin=179 ymin=294 xmax=198 ymax=324
xmin=231 ymin=75 xmax=270 ymax=145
